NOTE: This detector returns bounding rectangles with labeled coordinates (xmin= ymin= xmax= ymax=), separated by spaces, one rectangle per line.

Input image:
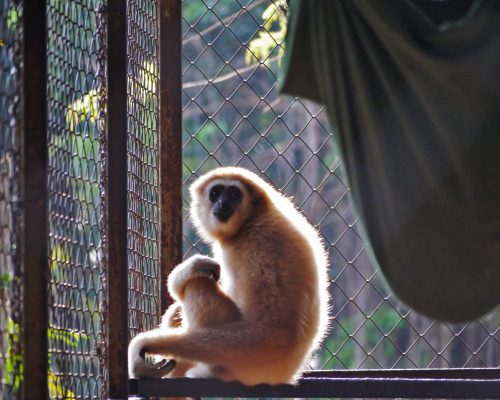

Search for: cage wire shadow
xmin=0 ymin=0 xmax=498 ymax=399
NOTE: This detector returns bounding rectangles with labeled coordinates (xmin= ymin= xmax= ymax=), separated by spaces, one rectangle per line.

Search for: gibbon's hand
xmin=128 ymin=340 xmax=176 ymax=379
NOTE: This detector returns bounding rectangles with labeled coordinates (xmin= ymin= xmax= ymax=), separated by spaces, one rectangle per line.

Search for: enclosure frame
xmin=10 ymin=0 xmax=500 ymax=398
xmin=22 ymin=0 xmax=49 ymax=397
xmin=106 ymin=0 xmax=130 ymax=397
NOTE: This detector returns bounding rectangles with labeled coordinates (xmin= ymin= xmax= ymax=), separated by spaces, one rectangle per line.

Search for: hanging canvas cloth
xmin=281 ymin=0 xmax=500 ymax=321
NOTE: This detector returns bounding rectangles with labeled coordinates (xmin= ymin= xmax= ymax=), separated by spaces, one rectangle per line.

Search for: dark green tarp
xmin=282 ymin=0 xmax=500 ymax=322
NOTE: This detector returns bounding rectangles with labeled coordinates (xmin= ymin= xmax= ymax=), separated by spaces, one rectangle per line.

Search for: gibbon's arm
xmin=167 ymin=254 xmax=221 ymax=300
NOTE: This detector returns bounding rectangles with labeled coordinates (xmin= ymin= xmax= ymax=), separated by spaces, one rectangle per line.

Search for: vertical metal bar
xmin=159 ymin=0 xmax=183 ymax=314
xmin=21 ymin=0 xmax=49 ymax=398
xmin=106 ymin=0 xmax=129 ymax=398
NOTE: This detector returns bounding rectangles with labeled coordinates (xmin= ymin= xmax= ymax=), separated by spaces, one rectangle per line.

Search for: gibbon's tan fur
xmin=128 ymin=167 xmax=329 ymax=385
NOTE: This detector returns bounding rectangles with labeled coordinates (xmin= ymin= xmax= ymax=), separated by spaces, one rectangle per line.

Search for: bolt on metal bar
xmin=106 ymin=0 xmax=129 ymax=398
xmin=21 ymin=0 xmax=49 ymax=398
xmin=159 ymin=0 xmax=183 ymax=314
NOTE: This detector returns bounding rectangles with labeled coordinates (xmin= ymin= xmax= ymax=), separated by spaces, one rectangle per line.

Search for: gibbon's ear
xmin=251 ymin=189 xmax=264 ymax=207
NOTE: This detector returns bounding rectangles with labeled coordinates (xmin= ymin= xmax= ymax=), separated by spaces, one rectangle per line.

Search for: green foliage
xmin=2 ymin=244 xmax=85 ymax=397
xmin=3 ymin=321 xmax=84 ymax=397
xmin=183 ymin=1 xmax=206 ymax=23
xmin=130 ymin=61 xmax=159 ymax=103
xmin=2 ymin=318 xmax=84 ymax=398
xmin=0 ymin=273 xmax=13 ymax=289
xmin=321 ymin=319 xmax=354 ymax=369
xmin=3 ymin=318 xmax=22 ymax=395
xmin=371 ymin=303 xmax=403 ymax=335
xmin=65 ymin=90 xmax=99 ymax=134
xmin=6 ymin=8 xmax=19 ymax=30
xmin=183 ymin=119 xmax=227 ymax=174
xmin=48 ymin=371 xmax=76 ymax=399
xmin=48 ymin=328 xmax=88 ymax=350
xmin=245 ymin=0 xmax=287 ymax=65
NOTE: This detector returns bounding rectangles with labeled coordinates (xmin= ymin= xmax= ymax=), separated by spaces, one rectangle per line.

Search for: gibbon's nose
xmin=213 ymin=199 xmax=233 ymax=222
xmin=219 ymin=199 xmax=231 ymax=210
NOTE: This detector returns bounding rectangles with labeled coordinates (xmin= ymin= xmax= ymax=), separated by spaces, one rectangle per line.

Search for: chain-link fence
xmin=45 ymin=0 xmax=163 ymax=398
xmin=181 ymin=0 xmax=499 ymax=374
xmin=0 ymin=1 xmax=23 ymax=398
xmin=46 ymin=1 xmax=107 ymax=397
xmin=127 ymin=0 xmax=162 ymax=340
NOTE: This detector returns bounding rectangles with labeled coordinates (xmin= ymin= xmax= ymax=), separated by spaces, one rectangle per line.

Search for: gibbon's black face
xmin=208 ymin=184 xmax=243 ymax=223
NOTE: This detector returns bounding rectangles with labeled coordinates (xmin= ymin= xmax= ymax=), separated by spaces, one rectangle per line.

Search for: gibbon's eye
xmin=226 ymin=186 xmax=242 ymax=202
xmin=209 ymin=185 xmax=223 ymax=203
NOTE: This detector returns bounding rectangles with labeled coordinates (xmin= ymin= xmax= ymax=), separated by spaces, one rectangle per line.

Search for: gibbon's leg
xmin=159 ymin=303 xmax=202 ymax=378
xmin=130 ymin=303 xmax=183 ymax=379
xmin=128 ymin=321 xmax=290 ymax=380
xmin=157 ymin=302 xmax=196 ymax=378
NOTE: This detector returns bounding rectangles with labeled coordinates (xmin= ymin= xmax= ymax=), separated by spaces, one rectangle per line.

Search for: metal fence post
xmin=22 ymin=0 xmax=49 ymax=398
xmin=106 ymin=0 xmax=129 ymax=398
xmin=159 ymin=0 xmax=183 ymax=314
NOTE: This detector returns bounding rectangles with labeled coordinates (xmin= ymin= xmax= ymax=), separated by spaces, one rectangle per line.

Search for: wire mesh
xmin=181 ymin=0 xmax=499 ymax=377
xmin=127 ymin=0 xmax=162 ymax=337
xmin=0 ymin=2 xmax=23 ymax=398
xmin=46 ymin=1 xmax=106 ymax=398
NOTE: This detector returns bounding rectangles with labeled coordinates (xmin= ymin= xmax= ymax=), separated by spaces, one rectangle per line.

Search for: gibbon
xmin=128 ymin=167 xmax=329 ymax=385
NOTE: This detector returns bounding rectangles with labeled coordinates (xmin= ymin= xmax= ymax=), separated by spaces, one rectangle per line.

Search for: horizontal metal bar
xmin=303 ymin=368 xmax=500 ymax=379
xmin=130 ymin=373 xmax=500 ymax=399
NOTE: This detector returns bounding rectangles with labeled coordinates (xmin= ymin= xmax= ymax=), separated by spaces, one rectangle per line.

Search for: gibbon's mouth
xmin=212 ymin=208 xmax=233 ymax=223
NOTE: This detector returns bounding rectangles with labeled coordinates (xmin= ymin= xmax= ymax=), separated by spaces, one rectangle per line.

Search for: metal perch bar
xmin=130 ymin=369 xmax=500 ymax=399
